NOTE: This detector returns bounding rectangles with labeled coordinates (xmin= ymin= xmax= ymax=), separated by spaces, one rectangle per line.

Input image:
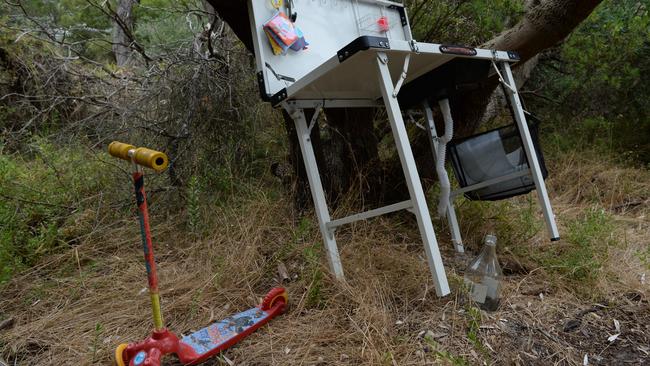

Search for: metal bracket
xmin=409 ymin=39 xmax=419 ymax=54
xmin=265 ymin=62 xmax=296 ymax=83
xmin=339 ymin=36 xmax=390 ymax=63
xmin=392 ymin=53 xmax=411 ymax=97
xmin=307 ymin=103 xmax=323 ymax=135
xmin=490 ymin=53 xmax=516 ymax=93
xmin=270 ymin=88 xmax=288 ymax=107
xmin=492 ymin=56 xmax=534 ymax=115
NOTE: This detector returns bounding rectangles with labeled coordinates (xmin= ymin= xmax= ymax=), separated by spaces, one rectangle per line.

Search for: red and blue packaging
xmin=263 ymin=11 xmax=308 ymax=55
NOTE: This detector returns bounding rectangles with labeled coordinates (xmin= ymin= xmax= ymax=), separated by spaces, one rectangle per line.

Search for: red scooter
xmin=109 ymin=142 xmax=287 ymax=366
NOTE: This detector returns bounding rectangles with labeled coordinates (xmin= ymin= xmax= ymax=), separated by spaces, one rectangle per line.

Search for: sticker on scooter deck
xmin=181 ymin=307 xmax=269 ymax=355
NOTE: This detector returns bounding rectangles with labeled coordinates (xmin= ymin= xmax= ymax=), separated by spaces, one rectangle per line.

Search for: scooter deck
xmin=115 ymin=287 xmax=286 ymax=366
xmin=181 ymin=306 xmax=272 ymax=359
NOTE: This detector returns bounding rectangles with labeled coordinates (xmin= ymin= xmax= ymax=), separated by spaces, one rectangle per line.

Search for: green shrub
xmin=530 ymin=0 xmax=650 ymax=164
xmin=456 ymin=196 xmax=616 ymax=293
xmin=303 ymin=242 xmax=325 ymax=309
xmin=0 ymin=139 xmax=122 ymax=283
xmin=186 ymin=174 xmax=201 ymax=235
xmin=535 ymin=208 xmax=615 ymax=288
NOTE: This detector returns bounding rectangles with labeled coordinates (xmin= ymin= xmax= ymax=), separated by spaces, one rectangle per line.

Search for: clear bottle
xmin=463 ymin=234 xmax=503 ymax=311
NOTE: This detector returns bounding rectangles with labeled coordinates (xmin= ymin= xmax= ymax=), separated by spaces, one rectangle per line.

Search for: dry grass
xmin=0 ymin=152 xmax=648 ymax=365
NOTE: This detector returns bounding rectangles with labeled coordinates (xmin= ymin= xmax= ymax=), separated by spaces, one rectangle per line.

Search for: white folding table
xmin=248 ymin=0 xmax=559 ymax=297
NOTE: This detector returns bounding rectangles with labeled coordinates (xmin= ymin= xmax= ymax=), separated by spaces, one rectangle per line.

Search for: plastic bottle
xmin=463 ymin=234 xmax=503 ymax=311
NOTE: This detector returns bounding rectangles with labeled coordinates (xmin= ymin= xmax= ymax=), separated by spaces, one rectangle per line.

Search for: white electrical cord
xmin=436 ymin=99 xmax=454 ymax=217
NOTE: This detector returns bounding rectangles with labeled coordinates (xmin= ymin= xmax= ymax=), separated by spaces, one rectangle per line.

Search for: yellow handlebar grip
xmin=133 ymin=147 xmax=169 ymax=172
xmin=108 ymin=141 xmax=136 ymax=161
xmin=108 ymin=141 xmax=169 ymax=172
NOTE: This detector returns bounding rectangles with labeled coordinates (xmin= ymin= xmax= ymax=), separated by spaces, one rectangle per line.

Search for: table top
xmin=265 ymin=36 xmax=519 ymax=107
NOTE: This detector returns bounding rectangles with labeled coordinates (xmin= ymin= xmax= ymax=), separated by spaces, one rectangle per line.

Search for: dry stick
xmin=613 ymin=199 xmax=647 ymax=212
xmin=0 ymin=193 xmax=74 ymax=210
xmin=75 ymin=248 xmax=87 ymax=289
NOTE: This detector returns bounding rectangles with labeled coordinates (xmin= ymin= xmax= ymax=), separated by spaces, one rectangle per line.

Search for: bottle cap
xmin=485 ymin=234 xmax=497 ymax=246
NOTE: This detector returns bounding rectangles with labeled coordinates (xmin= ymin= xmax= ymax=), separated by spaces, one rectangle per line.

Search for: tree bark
xmin=206 ymin=0 xmax=603 ymax=207
xmin=112 ymin=0 xmax=140 ymax=66
xmin=451 ymin=0 xmax=604 ymax=135
xmin=487 ymin=0 xmax=603 ymax=62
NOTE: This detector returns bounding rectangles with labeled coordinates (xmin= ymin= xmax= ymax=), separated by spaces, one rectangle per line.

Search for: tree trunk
xmin=206 ymin=0 xmax=603 ymax=208
xmin=112 ymin=0 xmax=139 ymax=66
xmin=452 ymin=0 xmax=604 ymax=135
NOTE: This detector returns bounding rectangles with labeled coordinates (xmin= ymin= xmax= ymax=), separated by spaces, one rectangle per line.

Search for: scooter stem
xmin=109 ymin=141 xmax=169 ymax=332
xmin=132 ymin=163 xmax=164 ymax=331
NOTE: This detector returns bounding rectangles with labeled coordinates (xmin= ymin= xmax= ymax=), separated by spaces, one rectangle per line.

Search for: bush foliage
xmin=530 ymin=0 xmax=650 ymax=163
xmin=0 ymin=0 xmax=648 ymax=285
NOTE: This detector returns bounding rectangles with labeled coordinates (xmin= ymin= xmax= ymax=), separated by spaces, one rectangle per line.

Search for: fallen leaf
xmin=0 ymin=318 xmax=14 ymax=331
xmin=563 ymin=319 xmax=581 ymax=332
xmin=277 ymin=262 xmax=289 ymax=282
xmin=607 ymin=334 xmax=620 ymax=342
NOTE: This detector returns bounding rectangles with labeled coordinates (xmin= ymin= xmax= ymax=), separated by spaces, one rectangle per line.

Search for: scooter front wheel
xmin=115 ymin=343 xmax=129 ymax=366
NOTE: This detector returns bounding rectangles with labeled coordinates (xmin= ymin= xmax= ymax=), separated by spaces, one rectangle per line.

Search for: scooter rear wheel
xmin=115 ymin=343 xmax=129 ymax=366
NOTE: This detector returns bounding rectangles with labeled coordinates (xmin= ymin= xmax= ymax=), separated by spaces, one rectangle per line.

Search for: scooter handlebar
xmin=108 ymin=141 xmax=169 ymax=172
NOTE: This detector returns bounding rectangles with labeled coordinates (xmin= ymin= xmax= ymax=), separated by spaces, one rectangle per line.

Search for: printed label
xmin=465 ymin=278 xmax=487 ymax=303
xmin=181 ymin=307 xmax=268 ymax=355
xmin=133 ymin=351 xmax=146 ymax=365
xmin=483 ymin=277 xmax=501 ymax=299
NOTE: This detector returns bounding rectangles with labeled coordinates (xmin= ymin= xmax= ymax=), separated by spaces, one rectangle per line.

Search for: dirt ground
xmin=1 ymin=156 xmax=649 ymax=365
